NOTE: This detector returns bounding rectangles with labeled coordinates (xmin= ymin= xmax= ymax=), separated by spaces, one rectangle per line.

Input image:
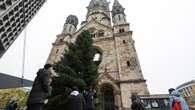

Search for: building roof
xmin=65 ymin=15 xmax=78 ymax=27
xmin=112 ymin=0 xmax=125 ymax=17
xmin=176 ymin=80 xmax=195 ymax=90
xmin=0 ymin=72 xmax=33 ymax=89
xmin=88 ymin=0 xmax=109 ymax=10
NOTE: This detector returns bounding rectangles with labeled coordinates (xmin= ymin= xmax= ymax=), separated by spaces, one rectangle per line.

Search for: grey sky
xmin=0 ymin=0 xmax=195 ymax=94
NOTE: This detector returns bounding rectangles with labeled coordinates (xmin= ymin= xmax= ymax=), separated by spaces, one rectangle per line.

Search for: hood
xmin=171 ymin=91 xmax=181 ymax=97
xmin=131 ymin=95 xmax=141 ymax=102
xmin=37 ymin=69 xmax=48 ymax=77
xmin=131 ymin=96 xmax=137 ymax=102
xmin=70 ymin=91 xmax=79 ymax=96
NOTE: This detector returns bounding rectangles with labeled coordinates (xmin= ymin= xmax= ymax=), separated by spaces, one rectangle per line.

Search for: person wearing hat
xmin=26 ymin=64 xmax=54 ymax=110
xmin=67 ymin=86 xmax=86 ymax=110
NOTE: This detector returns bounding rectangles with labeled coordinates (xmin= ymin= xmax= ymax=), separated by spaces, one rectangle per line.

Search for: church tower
xmin=86 ymin=0 xmax=111 ymax=27
xmin=110 ymin=0 xmax=149 ymax=109
xmin=47 ymin=15 xmax=78 ymax=64
xmin=47 ymin=0 xmax=149 ymax=109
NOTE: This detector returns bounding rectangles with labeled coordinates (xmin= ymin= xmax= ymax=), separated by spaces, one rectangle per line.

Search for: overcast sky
xmin=0 ymin=0 xmax=195 ymax=94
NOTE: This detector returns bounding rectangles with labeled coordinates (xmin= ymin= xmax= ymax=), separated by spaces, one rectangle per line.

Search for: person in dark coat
xmin=26 ymin=64 xmax=53 ymax=110
xmin=6 ymin=100 xmax=14 ymax=110
xmin=168 ymin=88 xmax=176 ymax=110
xmin=83 ymin=87 xmax=96 ymax=110
xmin=13 ymin=102 xmax=17 ymax=110
xmin=6 ymin=100 xmax=17 ymax=110
xmin=67 ymin=86 xmax=86 ymax=110
xmin=131 ymin=95 xmax=145 ymax=110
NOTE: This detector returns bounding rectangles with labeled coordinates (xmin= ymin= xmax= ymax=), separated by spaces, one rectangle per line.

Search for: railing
xmin=139 ymin=94 xmax=169 ymax=110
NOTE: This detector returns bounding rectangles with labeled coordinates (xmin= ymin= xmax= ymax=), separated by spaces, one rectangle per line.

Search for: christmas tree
xmin=44 ymin=30 xmax=98 ymax=110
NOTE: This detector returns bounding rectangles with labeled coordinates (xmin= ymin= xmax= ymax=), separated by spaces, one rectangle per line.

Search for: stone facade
xmin=47 ymin=0 xmax=149 ymax=109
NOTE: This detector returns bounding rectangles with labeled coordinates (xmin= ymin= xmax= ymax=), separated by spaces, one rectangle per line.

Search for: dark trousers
xmin=27 ymin=103 xmax=44 ymax=110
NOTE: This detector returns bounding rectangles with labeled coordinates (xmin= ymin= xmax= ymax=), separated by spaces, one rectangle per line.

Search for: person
xmin=169 ymin=88 xmax=176 ymax=110
xmin=6 ymin=100 xmax=14 ymax=110
xmin=13 ymin=102 xmax=18 ymax=110
xmin=26 ymin=64 xmax=54 ymax=110
xmin=67 ymin=86 xmax=86 ymax=110
xmin=171 ymin=91 xmax=189 ymax=110
xmin=83 ymin=87 xmax=96 ymax=110
xmin=131 ymin=95 xmax=145 ymax=110
xmin=6 ymin=99 xmax=17 ymax=110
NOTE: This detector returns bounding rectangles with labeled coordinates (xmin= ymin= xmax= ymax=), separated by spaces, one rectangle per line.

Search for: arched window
xmin=127 ymin=61 xmax=130 ymax=67
xmin=56 ymin=49 xmax=59 ymax=54
xmin=123 ymin=40 xmax=126 ymax=44
xmin=69 ymin=25 xmax=72 ymax=32
xmin=98 ymin=30 xmax=104 ymax=37
xmin=91 ymin=33 xmax=95 ymax=38
xmin=121 ymin=28 xmax=125 ymax=32
xmin=89 ymin=27 xmax=96 ymax=38
xmin=119 ymin=28 xmax=125 ymax=33
xmin=59 ymin=38 xmax=63 ymax=42
xmin=93 ymin=47 xmax=103 ymax=66
xmin=93 ymin=53 xmax=100 ymax=61
xmin=118 ymin=15 xmax=121 ymax=21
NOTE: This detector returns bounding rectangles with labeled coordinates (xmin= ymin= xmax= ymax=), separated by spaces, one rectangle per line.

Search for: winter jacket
xmin=6 ymin=101 xmax=14 ymax=110
xmin=169 ymin=94 xmax=175 ymax=109
xmin=6 ymin=101 xmax=17 ymax=110
xmin=172 ymin=100 xmax=182 ymax=110
xmin=27 ymin=69 xmax=52 ymax=105
xmin=67 ymin=91 xmax=86 ymax=110
xmin=171 ymin=91 xmax=190 ymax=110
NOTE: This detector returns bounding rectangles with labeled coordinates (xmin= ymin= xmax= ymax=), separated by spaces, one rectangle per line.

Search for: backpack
xmin=172 ymin=100 xmax=182 ymax=110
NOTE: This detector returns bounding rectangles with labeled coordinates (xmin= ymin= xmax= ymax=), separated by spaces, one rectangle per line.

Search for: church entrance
xmin=101 ymin=84 xmax=115 ymax=110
